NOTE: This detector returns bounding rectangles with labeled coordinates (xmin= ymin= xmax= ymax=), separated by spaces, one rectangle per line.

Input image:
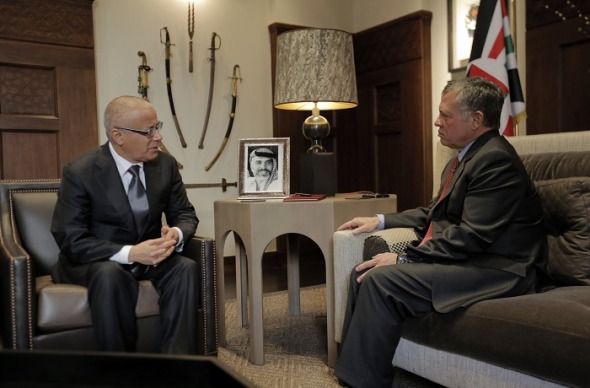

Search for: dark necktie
xmin=128 ymin=165 xmax=149 ymax=232
xmin=419 ymin=157 xmax=459 ymax=246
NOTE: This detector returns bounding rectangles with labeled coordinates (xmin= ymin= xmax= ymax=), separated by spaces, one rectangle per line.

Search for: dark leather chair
xmin=0 ymin=180 xmax=218 ymax=355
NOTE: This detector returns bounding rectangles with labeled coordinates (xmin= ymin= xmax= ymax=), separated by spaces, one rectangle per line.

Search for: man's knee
xmin=88 ymin=261 xmax=125 ymax=280
xmin=87 ymin=261 xmax=135 ymax=297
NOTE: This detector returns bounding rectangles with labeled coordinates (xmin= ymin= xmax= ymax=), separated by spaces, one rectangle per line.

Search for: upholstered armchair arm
xmin=183 ymin=235 xmax=218 ymax=355
xmin=333 ymin=228 xmax=418 ymax=343
xmin=0 ymin=229 xmax=36 ymax=350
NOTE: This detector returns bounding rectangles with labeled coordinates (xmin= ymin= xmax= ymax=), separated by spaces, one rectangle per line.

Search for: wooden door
xmin=526 ymin=1 xmax=590 ymax=134
xmin=349 ymin=12 xmax=432 ymax=211
xmin=0 ymin=0 xmax=97 ymax=180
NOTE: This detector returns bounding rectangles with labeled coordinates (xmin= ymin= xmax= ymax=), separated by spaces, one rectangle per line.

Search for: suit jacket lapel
xmin=94 ymin=144 xmax=137 ymax=233
xmin=433 ymin=130 xmax=500 ymax=208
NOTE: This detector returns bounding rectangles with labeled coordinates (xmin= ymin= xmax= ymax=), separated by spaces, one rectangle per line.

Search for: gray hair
xmin=442 ymin=77 xmax=504 ymax=131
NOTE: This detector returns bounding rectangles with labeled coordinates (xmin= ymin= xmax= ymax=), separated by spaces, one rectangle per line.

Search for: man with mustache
xmin=335 ymin=78 xmax=545 ymax=387
xmin=245 ymin=146 xmax=281 ymax=192
xmin=51 ymin=96 xmax=200 ymax=354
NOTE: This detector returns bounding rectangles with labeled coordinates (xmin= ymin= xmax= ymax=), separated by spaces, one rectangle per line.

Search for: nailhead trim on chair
xmin=5 ymin=181 xmax=61 ymax=350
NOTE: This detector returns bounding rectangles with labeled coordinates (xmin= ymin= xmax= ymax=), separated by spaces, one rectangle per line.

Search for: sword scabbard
xmin=204 ymin=65 xmax=241 ymax=171
xmin=198 ymin=32 xmax=222 ymax=150
xmin=161 ymin=26 xmax=187 ymax=149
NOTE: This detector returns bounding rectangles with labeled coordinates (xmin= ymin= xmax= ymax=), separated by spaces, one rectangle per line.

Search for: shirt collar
xmin=108 ymin=142 xmax=144 ymax=177
xmin=457 ymin=139 xmax=476 ymax=162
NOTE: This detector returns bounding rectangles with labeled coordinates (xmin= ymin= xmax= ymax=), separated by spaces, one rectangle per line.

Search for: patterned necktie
xmin=128 ymin=165 xmax=149 ymax=232
xmin=419 ymin=157 xmax=459 ymax=246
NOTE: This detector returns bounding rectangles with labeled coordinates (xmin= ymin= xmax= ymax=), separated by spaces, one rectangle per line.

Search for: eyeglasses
xmin=115 ymin=121 xmax=163 ymax=138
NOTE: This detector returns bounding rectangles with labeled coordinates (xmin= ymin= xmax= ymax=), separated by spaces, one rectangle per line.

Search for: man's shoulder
xmin=67 ymin=144 xmax=107 ymax=171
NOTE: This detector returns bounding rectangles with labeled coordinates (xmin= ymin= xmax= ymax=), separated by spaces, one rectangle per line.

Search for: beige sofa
xmin=334 ymin=131 xmax=590 ymax=387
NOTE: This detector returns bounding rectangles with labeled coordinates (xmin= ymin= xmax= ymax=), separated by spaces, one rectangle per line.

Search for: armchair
xmin=0 ymin=180 xmax=218 ymax=355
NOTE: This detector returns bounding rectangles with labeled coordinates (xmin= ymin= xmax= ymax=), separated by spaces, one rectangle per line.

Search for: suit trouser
xmin=335 ymin=263 xmax=436 ymax=388
xmin=86 ymin=254 xmax=198 ymax=353
xmin=335 ymin=263 xmax=533 ymax=388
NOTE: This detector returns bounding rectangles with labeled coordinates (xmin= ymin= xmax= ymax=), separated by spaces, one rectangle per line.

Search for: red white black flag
xmin=467 ymin=0 xmax=525 ymax=136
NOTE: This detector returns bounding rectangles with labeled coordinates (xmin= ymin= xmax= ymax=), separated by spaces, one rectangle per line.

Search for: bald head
xmin=104 ymin=96 xmax=154 ymax=139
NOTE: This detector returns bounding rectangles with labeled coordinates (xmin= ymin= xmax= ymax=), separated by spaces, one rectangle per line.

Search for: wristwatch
xmin=397 ymin=254 xmax=409 ymax=264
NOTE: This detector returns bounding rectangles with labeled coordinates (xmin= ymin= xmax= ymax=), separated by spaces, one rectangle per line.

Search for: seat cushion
xmin=363 ymin=228 xmax=417 ymax=260
xmin=401 ymin=287 xmax=590 ymax=387
xmin=37 ymin=276 xmax=160 ymax=333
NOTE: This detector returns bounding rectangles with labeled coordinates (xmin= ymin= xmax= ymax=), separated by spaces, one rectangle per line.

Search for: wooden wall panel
xmin=0 ymin=0 xmax=97 ymax=180
xmin=526 ymin=0 xmax=590 ymax=134
xmin=350 ymin=12 xmax=433 ymax=211
xmin=1 ymin=132 xmax=59 ymax=179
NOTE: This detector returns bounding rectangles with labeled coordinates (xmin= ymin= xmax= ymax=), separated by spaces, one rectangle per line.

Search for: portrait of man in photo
xmin=245 ymin=145 xmax=282 ymax=192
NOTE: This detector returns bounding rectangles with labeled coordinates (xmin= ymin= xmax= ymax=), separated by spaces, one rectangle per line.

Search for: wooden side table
xmin=214 ymin=194 xmax=397 ymax=366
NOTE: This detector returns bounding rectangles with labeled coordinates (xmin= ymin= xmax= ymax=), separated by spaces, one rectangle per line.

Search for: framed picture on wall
xmin=448 ymin=0 xmax=480 ymax=72
xmin=237 ymin=137 xmax=290 ymax=200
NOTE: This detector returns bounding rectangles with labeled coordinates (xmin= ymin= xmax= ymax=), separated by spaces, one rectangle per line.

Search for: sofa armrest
xmin=184 ymin=235 xmax=218 ymax=356
xmin=333 ymin=228 xmax=418 ymax=343
xmin=334 ymin=230 xmax=368 ymax=343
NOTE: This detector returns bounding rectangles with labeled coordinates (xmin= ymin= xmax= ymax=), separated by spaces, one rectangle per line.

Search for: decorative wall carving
xmin=375 ymin=82 xmax=401 ymax=126
xmin=527 ymin=0 xmax=590 ymax=32
xmin=0 ymin=0 xmax=94 ymax=48
xmin=353 ymin=15 xmax=425 ymax=74
xmin=0 ymin=66 xmax=55 ymax=116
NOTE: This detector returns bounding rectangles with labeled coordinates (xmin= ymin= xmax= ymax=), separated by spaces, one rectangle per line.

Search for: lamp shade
xmin=274 ymin=28 xmax=358 ymax=111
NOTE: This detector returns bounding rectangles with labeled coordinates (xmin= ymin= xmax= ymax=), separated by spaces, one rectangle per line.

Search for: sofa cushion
xmin=363 ymin=228 xmax=417 ymax=260
xmin=521 ymin=151 xmax=590 ymax=181
xmin=401 ymin=286 xmax=590 ymax=387
xmin=37 ymin=276 xmax=160 ymax=332
xmin=535 ymin=177 xmax=590 ymax=286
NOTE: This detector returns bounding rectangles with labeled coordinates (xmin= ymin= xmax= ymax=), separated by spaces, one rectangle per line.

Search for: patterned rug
xmin=217 ymin=285 xmax=340 ymax=387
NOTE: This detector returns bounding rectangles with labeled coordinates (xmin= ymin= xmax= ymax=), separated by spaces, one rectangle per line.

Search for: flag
xmin=466 ymin=0 xmax=525 ymax=136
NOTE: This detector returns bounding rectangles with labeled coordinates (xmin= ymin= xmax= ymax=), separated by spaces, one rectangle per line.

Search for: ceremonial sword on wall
xmin=205 ymin=65 xmax=241 ymax=171
xmin=184 ymin=178 xmax=237 ymax=192
xmin=188 ymin=1 xmax=195 ymax=73
xmin=198 ymin=32 xmax=221 ymax=149
xmin=160 ymin=27 xmax=188 ymax=148
xmin=137 ymin=51 xmax=183 ymax=169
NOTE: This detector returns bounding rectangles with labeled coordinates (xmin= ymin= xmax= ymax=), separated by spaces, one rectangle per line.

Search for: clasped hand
xmin=129 ymin=226 xmax=178 ymax=267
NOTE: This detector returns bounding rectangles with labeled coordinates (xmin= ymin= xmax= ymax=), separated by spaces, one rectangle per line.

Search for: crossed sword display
xmin=136 ymin=47 xmax=236 ymax=191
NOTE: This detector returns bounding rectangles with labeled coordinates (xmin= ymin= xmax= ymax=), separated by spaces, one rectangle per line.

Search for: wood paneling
xmin=0 ymin=0 xmax=97 ymax=180
xmin=526 ymin=0 xmax=590 ymax=134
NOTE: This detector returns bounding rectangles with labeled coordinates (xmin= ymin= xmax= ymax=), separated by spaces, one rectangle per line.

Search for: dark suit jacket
xmin=384 ymin=130 xmax=546 ymax=312
xmin=51 ymin=142 xmax=198 ymax=285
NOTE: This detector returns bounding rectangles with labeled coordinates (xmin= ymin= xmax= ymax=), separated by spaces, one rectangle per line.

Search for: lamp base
xmin=302 ymin=110 xmax=330 ymax=153
xmin=300 ymin=152 xmax=336 ymax=196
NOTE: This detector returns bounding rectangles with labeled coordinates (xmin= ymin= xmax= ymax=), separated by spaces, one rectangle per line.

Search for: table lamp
xmin=274 ymin=28 xmax=358 ymax=195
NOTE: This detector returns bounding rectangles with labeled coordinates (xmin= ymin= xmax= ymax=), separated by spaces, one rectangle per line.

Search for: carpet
xmin=216 ymin=286 xmax=440 ymax=388
xmin=217 ymin=285 xmax=340 ymax=387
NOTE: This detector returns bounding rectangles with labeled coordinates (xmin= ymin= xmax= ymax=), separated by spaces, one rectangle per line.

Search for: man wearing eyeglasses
xmin=51 ymin=95 xmax=199 ymax=354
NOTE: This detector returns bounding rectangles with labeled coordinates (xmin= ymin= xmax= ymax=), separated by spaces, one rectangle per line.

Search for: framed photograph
xmin=237 ymin=137 xmax=290 ymax=200
xmin=448 ymin=0 xmax=480 ymax=72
